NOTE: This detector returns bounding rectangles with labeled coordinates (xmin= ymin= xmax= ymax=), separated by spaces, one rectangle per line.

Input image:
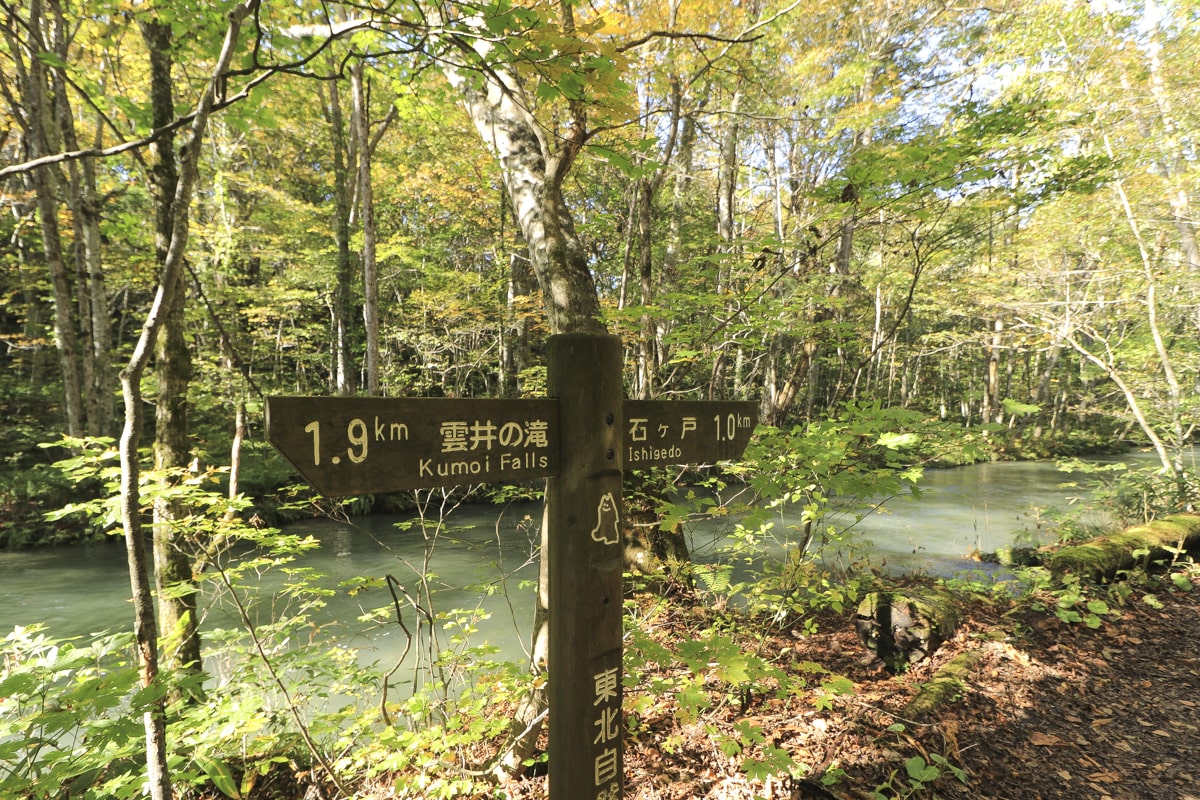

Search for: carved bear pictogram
xmin=591 ymin=492 xmax=620 ymax=546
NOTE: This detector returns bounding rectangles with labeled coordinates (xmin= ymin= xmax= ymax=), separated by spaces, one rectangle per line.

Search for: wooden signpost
xmin=265 ymin=333 xmax=756 ymax=800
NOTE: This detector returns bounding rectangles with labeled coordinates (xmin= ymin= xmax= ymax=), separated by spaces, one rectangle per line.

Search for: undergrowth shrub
xmin=0 ymin=627 xmax=149 ymax=799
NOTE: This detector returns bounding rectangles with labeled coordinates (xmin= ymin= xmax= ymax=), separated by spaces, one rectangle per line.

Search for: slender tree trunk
xmin=140 ymin=15 xmax=202 ymax=685
xmin=713 ymin=89 xmax=742 ymax=403
xmin=115 ymin=9 xmax=253 ymax=797
xmin=117 ymin=369 xmax=170 ymax=800
xmin=500 ymin=244 xmax=534 ymax=397
xmin=632 ymin=70 xmax=681 ymax=399
xmin=664 ymin=110 xmax=696 ymax=280
xmin=1141 ymin=5 xmax=1200 ymax=272
xmin=322 ymin=73 xmax=357 ymax=396
xmin=25 ymin=0 xmax=84 ymax=437
xmin=663 ymin=109 xmax=697 ymax=390
xmin=1102 ymin=143 xmax=1188 ymax=492
xmin=50 ymin=1 xmax=109 ymax=438
xmin=433 ymin=8 xmax=607 ymax=777
xmin=635 ymin=180 xmax=656 ymax=399
xmin=228 ymin=400 xmax=245 ymax=512
xmin=79 ymin=146 xmax=114 ymax=434
xmin=352 ymin=62 xmax=381 ymax=395
xmin=983 ymin=317 xmax=1003 ymax=425
xmin=1032 ymin=339 xmax=1062 ymax=438
xmin=716 ymin=91 xmax=741 ymax=250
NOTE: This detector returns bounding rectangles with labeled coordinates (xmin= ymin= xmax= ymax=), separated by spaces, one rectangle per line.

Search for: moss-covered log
xmin=902 ymin=648 xmax=986 ymax=720
xmin=1048 ymin=513 xmax=1200 ymax=582
xmin=855 ymin=586 xmax=962 ymax=672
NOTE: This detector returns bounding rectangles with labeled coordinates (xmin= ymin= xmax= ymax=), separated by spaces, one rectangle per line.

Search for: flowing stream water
xmin=0 ymin=454 xmax=1153 ymax=666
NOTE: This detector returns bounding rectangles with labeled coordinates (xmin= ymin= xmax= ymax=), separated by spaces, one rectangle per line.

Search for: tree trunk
xmin=438 ymin=40 xmax=603 ymax=334
xmin=321 ymin=70 xmax=357 ymax=396
xmin=49 ymin=3 xmax=114 ymax=439
xmin=352 ymin=61 xmax=381 ymax=395
xmin=1140 ymin=12 xmax=1200 ymax=271
xmin=116 ymin=8 xmax=254 ymax=797
xmin=500 ymin=244 xmax=534 ymax=397
xmin=855 ymin=586 xmax=962 ymax=672
xmin=631 ymin=70 xmax=681 ymax=399
xmin=1087 ymin=15 xmax=1191 ymax=497
xmin=78 ymin=146 xmax=115 ymax=435
xmin=434 ymin=10 xmax=608 ymax=778
xmin=663 ymin=109 xmax=696 ymax=280
xmin=153 ymin=282 xmax=200 ymax=679
xmin=117 ymin=371 xmax=171 ymax=800
xmin=24 ymin=0 xmax=84 ymax=437
xmin=635 ymin=179 xmax=657 ymax=399
xmin=983 ymin=317 xmax=1003 ymax=425
xmin=716 ymin=90 xmax=741 ymax=250
xmin=141 ymin=15 xmax=202 ymax=688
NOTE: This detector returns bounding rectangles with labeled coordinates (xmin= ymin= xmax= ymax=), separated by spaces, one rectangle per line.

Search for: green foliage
xmin=684 ymin=402 xmax=949 ymax=633
xmin=624 ymin=623 xmax=837 ymax=784
xmin=1054 ymin=458 xmax=1200 ymax=530
xmin=1014 ymin=566 xmax=1129 ymax=630
xmin=870 ymin=753 xmax=969 ymax=799
xmin=0 ymin=462 xmax=89 ymax=548
xmin=349 ymin=653 xmax=529 ymax=799
xmin=743 ymin=402 xmax=931 ymax=516
xmin=868 ymin=724 xmax=969 ymax=799
xmin=0 ymin=627 xmax=149 ymax=799
xmin=11 ymin=445 xmax=549 ymax=798
xmin=1047 ymin=576 xmax=1113 ymax=629
xmin=171 ymin=618 xmax=380 ymax=797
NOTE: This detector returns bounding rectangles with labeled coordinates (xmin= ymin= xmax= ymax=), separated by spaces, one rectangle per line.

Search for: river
xmin=0 ymin=454 xmax=1152 ymax=662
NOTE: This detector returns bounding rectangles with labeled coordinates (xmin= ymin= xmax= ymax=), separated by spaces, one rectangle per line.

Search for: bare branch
xmin=618 ymin=0 xmax=804 ymax=54
xmin=616 ymin=29 xmax=763 ymax=53
xmin=0 ymin=69 xmax=273 ymax=180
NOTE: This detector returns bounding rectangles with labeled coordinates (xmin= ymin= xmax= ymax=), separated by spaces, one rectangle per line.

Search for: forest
xmin=2 ymin=0 xmax=1199 ymax=798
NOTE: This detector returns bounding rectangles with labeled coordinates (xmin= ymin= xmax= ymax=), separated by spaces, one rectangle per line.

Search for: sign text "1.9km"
xmin=266 ymin=396 xmax=560 ymax=497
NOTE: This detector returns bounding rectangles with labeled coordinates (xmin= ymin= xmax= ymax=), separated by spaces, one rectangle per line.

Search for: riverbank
xmin=7 ymin=506 xmax=1199 ymax=798
xmin=0 ymin=455 xmax=1137 ymax=638
xmin=195 ymin=564 xmax=1200 ymax=800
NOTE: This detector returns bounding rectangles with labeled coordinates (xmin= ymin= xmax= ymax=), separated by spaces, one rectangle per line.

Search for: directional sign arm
xmin=621 ymin=400 xmax=757 ymax=468
xmin=265 ymin=396 xmax=560 ymax=496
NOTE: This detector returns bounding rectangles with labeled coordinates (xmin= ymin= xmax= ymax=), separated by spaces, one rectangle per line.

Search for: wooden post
xmin=265 ymin=334 xmax=755 ymax=800
xmin=547 ymin=333 xmax=625 ymax=800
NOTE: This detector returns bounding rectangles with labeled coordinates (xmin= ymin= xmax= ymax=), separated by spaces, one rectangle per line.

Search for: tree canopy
xmin=3 ymin=0 xmax=1196 ymax=467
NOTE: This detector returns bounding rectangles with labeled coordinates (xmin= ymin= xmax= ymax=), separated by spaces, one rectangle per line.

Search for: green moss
xmin=1049 ymin=514 xmax=1200 ymax=581
xmin=902 ymin=649 xmax=985 ymax=720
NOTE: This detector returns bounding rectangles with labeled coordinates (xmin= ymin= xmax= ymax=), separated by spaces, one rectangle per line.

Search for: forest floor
xmin=483 ymin=569 xmax=1200 ymax=800
xmin=238 ymin=568 xmax=1200 ymax=800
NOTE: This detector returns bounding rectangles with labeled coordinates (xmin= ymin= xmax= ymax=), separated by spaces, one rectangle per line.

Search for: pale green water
xmin=0 ymin=454 xmax=1155 ymax=654
xmin=0 ymin=500 xmax=544 ymax=670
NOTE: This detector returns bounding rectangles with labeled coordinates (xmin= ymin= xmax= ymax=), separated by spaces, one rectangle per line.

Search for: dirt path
xmin=942 ymin=588 xmax=1200 ymax=800
xmin=496 ymin=573 xmax=1200 ymax=799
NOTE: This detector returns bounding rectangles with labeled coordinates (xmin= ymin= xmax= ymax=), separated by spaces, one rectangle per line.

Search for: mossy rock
xmin=980 ymin=546 xmax=1043 ymax=567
